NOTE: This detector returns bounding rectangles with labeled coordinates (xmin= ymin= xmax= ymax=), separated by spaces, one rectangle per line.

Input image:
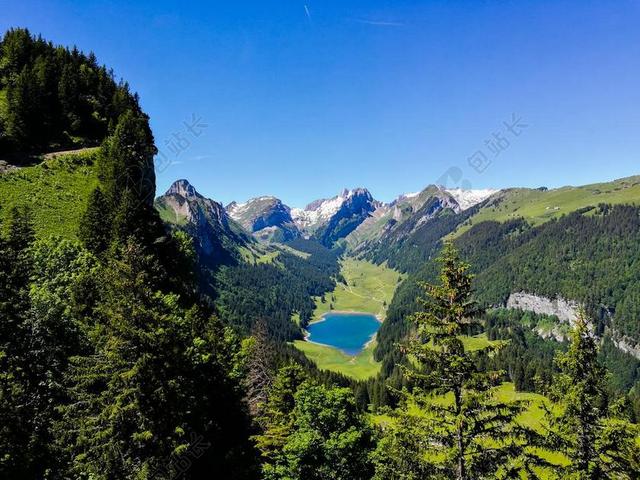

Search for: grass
xmin=461 ymin=333 xmax=500 ymax=351
xmin=453 ymin=175 xmax=640 ymax=237
xmin=0 ymin=150 xmax=99 ymax=240
xmin=0 ymin=89 xmax=7 ymax=121
xmin=294 ymin=258 xmax=403 ymax=380
xmin=293 ymin=339 xmax=381 ymax=381
xmin=156 ymin=201 xmax=188 ymax=226
xmin=312 ymin=258 xmax=403 ymax=322
xmin=371 ymin=381 xmax=568 ymax=477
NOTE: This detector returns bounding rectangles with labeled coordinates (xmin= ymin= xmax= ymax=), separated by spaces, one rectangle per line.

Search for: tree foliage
xmin=546 ymin=311 xmax=640 ymax=478
xmin=0 ymin=28 xmax=141 ymax=153
xmin=256 ymin=365 xmax=375 ymax=480
xmin=375 ymin=243 xmax=544 ymax=479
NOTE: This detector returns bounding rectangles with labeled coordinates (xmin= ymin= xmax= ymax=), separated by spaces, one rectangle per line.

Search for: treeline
xmin=0 ymin=28 xmax=141 ymax=153
xmin=249 ymin=245 xmax=640 ymax=479
xmin=213 ymin=239 xmax=341 ymax=342
xmin=375 ymin=204 xmax=640 ymax=401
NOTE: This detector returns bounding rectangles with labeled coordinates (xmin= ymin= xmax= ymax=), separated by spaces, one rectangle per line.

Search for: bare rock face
xmin=613 ymin=337 xmax=640 ymax=360
xmin=155 ymin=179 xmax=249 ymax=265
xmin=507 ymin=292 xmax=580 ymax=324
xmin=227 ymin=196 xmax=301 ymax=242
xmin=291 ymin=188 xmax=380 ymax=245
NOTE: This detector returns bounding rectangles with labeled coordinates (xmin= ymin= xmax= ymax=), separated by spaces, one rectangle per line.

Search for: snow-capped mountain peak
xmin=291 ymin=188 xmax=368 ymax=230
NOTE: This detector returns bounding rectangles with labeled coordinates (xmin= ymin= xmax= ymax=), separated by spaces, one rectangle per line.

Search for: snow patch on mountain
xmin=444 ymin=188 xmax=499 ymax=210
xmin=292 ymin=188 xmax=359 ymax=230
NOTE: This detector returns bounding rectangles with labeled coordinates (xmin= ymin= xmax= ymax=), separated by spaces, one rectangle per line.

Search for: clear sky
xmin=2 ymin=0 xmax=640 ymax=207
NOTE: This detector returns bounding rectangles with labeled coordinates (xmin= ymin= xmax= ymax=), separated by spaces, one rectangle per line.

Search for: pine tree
xmin=58 ymin=241 xmax=258 ymax=479
xmin=0 ymin=207 xmax=41 ymax=477
xmin=375 ymin=243 xmax=543 ymax=479
xmin=256 ymin=368 xmax=374 ymax=480
xmin=244 ymin=317 xmax=277 ymax=417
xmin=254 ymin=363 xmax=308 ymax=462
xmin=79 ymin=186 xmax=111 ymax=253
xmin=81 ymin=109 xmax=163 ymax=254
xmin=546 ymin=310 xmax=640 ymax=479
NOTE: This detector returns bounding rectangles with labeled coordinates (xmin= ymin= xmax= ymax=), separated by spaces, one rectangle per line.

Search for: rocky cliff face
xmin=292 ymin=188 xmax=379 ymax=236
xmin=155 ymin=179 xmax=249 ymax=265
xmin=507 ymin=292 xmax=580 ymax=324
xmin=506 ymin=292 xmax=640 ymax=359
xmin=346 ymin=186 xmax=464 ymax=252
xmin=306 ymin=188 xmax=380 ymax=247
xmin=227 ymin=196 xmax=301 ymax=243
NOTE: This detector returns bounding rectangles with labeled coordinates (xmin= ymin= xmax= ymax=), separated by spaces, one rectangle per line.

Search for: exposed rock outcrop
xmin=227 ymin=196 xmax=301 ymax=242
xmin=507 ymin=292 xmax=580 ymax=324
xmin=155 ymin=179 xmax=249 ymax=265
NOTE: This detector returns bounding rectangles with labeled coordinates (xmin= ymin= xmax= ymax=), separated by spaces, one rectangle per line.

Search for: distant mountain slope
xmin=453 ymin=175 xmax=640 ymax=237
xmin=446 ymin=188 xmax=499 ymax=210
xmin=310 ymin=188 xmax=380 ymax=247
xmin=155 ymin=179 xmax=250 ymax=266
xmin=292 ymin=188 xmax=379 ymax=235
xmin=227 ymin=196 xmax=301 ymax=243
xmin=345 ymin=186 xmax=498 ymax=252
xmin=346 ymin=186 xmax=457 ymax=249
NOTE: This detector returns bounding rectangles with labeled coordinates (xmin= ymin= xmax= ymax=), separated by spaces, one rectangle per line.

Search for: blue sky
xmin=2 ymin=0 xmax=640 ymax=206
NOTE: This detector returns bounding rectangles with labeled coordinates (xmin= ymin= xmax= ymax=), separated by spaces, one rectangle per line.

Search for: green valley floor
xmin=294 ymin=258 xmax=403 ymax=380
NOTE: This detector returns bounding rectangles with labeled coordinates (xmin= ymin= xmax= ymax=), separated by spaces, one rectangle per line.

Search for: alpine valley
xmin=1 ymin=27 xmax=639 ymax=480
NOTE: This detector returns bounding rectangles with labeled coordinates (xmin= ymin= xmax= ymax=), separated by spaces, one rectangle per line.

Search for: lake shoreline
xmin=309 ymin=310 xmax=384 ymax=326
xmin=303 ymin=311 xmax=382 ymax=357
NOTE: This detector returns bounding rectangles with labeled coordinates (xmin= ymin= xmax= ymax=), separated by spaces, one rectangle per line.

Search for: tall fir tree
xmin=58 ymin=241 xmax=258 ymax=479
xmin=81 ymin=108 xmax=160 ymax=255
xmin=0 ymin=207 xmax=41 ymax=477
xmin=254 ymin=363 xmax=308 ymax=463
xmin=375 ymin=243 xmax=544 ymax=479
xmin=546 ymin=310 xmax=640 ymax=479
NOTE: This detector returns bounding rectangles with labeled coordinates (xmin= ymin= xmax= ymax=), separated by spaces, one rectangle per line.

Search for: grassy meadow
xmin=0 ymin=150 xmax=99 ymax=240
xmin=294 ymin=339 xmax=381 ymax=381
xmin=312 ymin=258 xmax=403 ymax=321
xmin=454 ymin=175 xmax=640 ymax=237
xmin=294 ymin=258 xmax=403 ymax=380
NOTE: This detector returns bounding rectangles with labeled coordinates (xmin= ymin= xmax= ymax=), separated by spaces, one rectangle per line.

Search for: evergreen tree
xmin=256 ymin=368 xmax=374 ymax=480
xmin=79 ymin=186 xmax=111 ymax=253
xmin=81 ymin=109 xmax=163 ymax=255
xmin=546 ymin=310 xmax=640 ymax=479
xmin=375 ymin=243 xmax=543 ymax=479
xmin=244 ymin=317 xmax=278 ymax=417
xmin=58 ymin=241 xmax=257 ymax=479
xmin=255 ymin=363 xmax=308 ymax=463
xmin=0 ymin=207 xmax=41 ymax=477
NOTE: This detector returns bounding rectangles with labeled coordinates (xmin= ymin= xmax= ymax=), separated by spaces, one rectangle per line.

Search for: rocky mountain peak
xmin=165 ymin=179 xmax=201 ymax=199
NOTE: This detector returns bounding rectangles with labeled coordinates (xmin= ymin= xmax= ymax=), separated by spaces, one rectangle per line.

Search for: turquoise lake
xmin=307 ymin=312 xmax=381 ymax=356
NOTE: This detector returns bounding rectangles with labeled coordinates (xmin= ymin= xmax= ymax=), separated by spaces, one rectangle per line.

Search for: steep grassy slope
xmin=312 ymin=258 xmax=403 ymax=322
xmin=0 ymin=149 xmax=99 ymax=239
xmin=454 ymin=175 xmax=640 ymax=236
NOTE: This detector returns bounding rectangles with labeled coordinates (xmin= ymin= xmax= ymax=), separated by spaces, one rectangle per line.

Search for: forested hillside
xmin=372 ymin=202 xmax=640 ymax=419
xmin=1 ymin=28 xmax=639 ymax=479
xmin=0 ymin=29 xmax=258 ymax=479
xmin=0 ymin=28 xmax=141 ymax=154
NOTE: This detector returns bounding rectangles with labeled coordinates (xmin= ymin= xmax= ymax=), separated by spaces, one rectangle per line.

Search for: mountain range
xmin=155 ymin=180 xmax=498 ymax=251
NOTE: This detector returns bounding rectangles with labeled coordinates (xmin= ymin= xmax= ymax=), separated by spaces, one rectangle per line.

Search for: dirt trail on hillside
xmin=0 ymin=147 xmax=99 ymax=174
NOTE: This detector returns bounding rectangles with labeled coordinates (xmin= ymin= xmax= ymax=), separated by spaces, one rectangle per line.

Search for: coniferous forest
xmin=1 ymin=27 xmax=640 ymax=480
